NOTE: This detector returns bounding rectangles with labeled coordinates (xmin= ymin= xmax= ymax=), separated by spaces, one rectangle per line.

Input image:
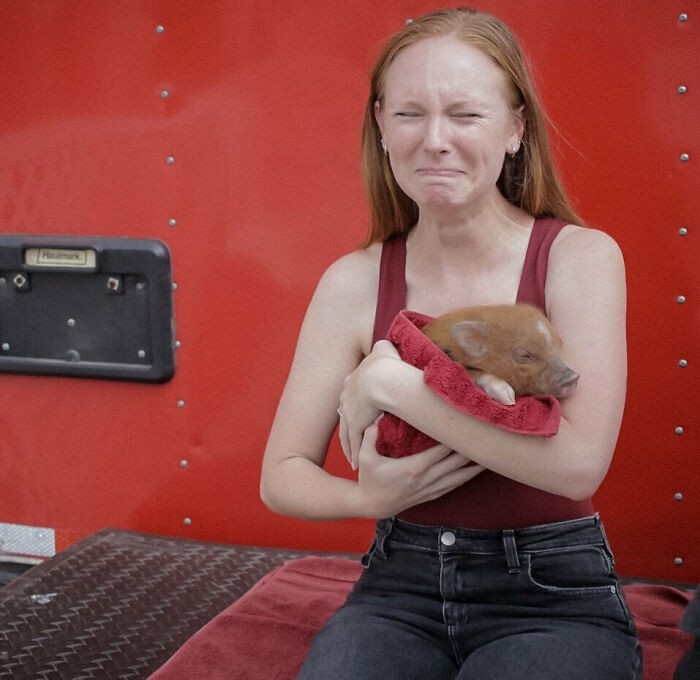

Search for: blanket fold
xmin=375 ymin=310 xmax=562 ymax=458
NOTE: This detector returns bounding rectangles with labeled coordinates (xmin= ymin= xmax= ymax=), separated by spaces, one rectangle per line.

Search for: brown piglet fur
xmin=421 ymin=303 xmax=579 ymax=405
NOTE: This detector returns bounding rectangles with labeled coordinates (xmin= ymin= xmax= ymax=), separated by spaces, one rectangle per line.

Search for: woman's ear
xmin=512 ymin=104 xmax=526 ymax=143
xmin=374 ymin=100 xmax=385 ymax=135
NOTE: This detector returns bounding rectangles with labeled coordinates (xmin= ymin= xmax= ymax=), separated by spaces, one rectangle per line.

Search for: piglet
xmin=421 ymin=303 xmax=579 ymax=405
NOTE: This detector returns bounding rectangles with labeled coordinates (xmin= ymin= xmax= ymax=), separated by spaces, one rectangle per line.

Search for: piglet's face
xmin=448 ymin=312 xmax=579 ymax=399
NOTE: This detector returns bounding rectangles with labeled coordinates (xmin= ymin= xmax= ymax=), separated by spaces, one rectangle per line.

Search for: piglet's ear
xmin=449 ymin=321 xmax=491 ymax=358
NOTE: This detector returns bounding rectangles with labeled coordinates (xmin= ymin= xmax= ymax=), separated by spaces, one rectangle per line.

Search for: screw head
xmin=678 ymin=85 xmax=687 ymax=94
xmin=678 ymin=227 xmax=688 ymax=236
xmin=675 ymin=426 xmax=684 ymax=435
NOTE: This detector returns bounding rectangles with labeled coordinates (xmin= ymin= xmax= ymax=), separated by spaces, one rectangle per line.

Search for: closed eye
xmin=513 ymin=348 xmax=534 ymax=363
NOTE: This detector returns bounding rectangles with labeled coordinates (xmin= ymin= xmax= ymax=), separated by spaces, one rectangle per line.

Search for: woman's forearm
xmin=369 ymin=356 xmax=621 ymax=501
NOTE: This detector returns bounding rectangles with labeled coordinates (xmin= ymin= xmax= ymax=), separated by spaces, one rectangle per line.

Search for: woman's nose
xmin=423 ymin=116 xmax=450 ymax=153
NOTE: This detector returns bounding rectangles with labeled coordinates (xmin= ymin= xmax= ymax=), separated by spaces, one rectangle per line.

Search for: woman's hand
xmin=353 ymin=423 xmax=485 ymax=518
xmin=338 ymin=340 xmax=401 ymax=468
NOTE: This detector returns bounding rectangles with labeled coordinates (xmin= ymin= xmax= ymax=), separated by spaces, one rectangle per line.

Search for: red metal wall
xmin=0 ymin=0 xmax=697 ymax=581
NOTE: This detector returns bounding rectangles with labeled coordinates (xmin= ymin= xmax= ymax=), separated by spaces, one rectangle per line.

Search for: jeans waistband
xmin=375 ymin=513 xmax=612 ymax=558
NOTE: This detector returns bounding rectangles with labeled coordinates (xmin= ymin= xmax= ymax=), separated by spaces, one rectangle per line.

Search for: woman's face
xmin=376 ymin=35 xmax=523 ymax=218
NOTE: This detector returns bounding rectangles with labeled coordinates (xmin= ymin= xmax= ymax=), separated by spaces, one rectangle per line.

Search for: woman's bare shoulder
xmin=314 ymin=242 xmax=383 ymax=305
xmin=551 ymin=224 xmax=624 ymax=266
xmin=302 ymin=243 xmax=383 ymax=355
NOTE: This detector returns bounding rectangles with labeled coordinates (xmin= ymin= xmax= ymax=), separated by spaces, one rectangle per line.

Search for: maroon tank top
xmin=372 ymin=218 xmax=594 ymax=529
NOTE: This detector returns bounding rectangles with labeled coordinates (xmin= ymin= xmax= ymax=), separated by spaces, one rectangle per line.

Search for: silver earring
xmin=381 ymin=139 xmax=389 ymax=156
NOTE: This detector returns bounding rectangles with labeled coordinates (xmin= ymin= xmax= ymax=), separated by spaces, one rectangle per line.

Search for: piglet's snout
xmin=554 ymin=367 xmax=579 ymax=399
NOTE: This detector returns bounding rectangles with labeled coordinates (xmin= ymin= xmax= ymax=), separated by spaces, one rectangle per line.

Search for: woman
xmin=261 ymin=8 xmax=641 ymax=679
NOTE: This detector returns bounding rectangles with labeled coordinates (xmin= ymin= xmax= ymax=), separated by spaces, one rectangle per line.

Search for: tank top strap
xmin=372 ymin=235 xmax=407 ymax=345
xmin=515 ymin=217 xmax=567 ymax=313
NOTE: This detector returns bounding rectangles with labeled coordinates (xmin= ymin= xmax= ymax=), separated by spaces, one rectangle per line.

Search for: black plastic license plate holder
xmin=0 ymin=235 xmax=175 ymax=383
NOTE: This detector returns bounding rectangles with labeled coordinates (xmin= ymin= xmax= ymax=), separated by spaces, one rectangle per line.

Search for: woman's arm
xmin=260 ymin=250 xmax=484 ymax=520
xmin=339 ymin=226 xmax=627 ymax=501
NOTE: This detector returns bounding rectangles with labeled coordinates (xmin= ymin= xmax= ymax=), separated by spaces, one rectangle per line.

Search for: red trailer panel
xmin=0 ymin=0 xmax=697 ymax=581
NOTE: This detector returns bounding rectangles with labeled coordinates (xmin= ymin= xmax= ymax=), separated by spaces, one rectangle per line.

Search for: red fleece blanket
xmin=148 ymin=557 xmax=694 ymax=680
xmin=375 ymin=310 xmax=562 ymax=458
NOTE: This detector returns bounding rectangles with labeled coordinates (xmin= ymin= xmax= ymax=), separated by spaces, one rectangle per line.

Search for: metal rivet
xmin=610 ymin=586 xmax=616 ymax=594
xmin=679 ymin=227 xmax=688 ymax=236
xmin=677 ymin=295 xmax=687 ymax=304
xmin=183 ymin=517 xmax=192 ymax=526
xmin=160 ymin=89 xmax=170 ymax=99
xmin=675 ymin=426 xmax=685 ymax=435
xmin=174 ymin=340 xmax=182 ymax=349
xmin=179 ymin=459 xmax=188 ymax=468
xmin=679 ymin=13 xmax=688 ymax=22
xmin=674 ymin=492 xmax=684 ymax=501
xmin=680 ymin=153 xmax=690 ymax=162
xmin=177 ymin=399 xmax=185 ymax=408
xmin=171 ymin=282 xmax=178 ymax=291
xmin=679 ymin=359 xmax=688 ymax=368
xmin=155 ymin=25 xmax=165 ymax=34
xmin=678 ymin=85 xmax=687 ymax=94
xmin=67 ymin=318 xmax=76 ymax=327
xmin=1 ymin=343 xmax=9 ymax=351
xmin=137 ymin=349 xmax=146 ymax=359
xmin=675 ymin=557 xmax=684 ymax=566
xmin=168 ymin=218 xmax=177 ymax=227
xmin=440 ymin=531 xmax=456 ymax=546
xmin=166 ymin=155 xmax=175 ymax=165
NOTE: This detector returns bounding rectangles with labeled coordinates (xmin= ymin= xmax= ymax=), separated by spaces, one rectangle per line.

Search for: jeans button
xmin=441 ymin=531 xmax=456 ymax=546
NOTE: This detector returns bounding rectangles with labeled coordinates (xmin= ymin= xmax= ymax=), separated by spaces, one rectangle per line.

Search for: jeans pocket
xmin=524 ymin=546 xmax=617 ymax=597
xmin=523 ymin=547 xmax=635 ymax=633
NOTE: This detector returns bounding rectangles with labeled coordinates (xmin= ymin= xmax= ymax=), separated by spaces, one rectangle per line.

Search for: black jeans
xmin=298 ymin=514 xmax=642 ymax=679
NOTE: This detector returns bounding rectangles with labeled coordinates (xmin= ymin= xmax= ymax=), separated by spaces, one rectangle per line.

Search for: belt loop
xmin=376 ymin=517 xmax=395 ymax=558
xmin=502 ymin=529 xmax=521 ymax=574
